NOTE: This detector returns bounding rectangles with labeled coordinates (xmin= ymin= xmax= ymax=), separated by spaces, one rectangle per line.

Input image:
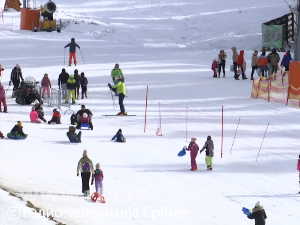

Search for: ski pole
xmin=64 ymin=48 xmax=66 ymax=66
xmin=5 ymin=85 xmax=10 ymax=94
xmin=79 ymin=49 xmax=86 ymax=65
xmin=110 ymin=90 xmax=116 ymax=110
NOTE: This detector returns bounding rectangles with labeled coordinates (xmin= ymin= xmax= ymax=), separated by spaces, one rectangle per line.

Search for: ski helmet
xmin=83 ymin=113 xmax=88 ymax=118
xmin=207 ymin=136 xmax=211 ymax=140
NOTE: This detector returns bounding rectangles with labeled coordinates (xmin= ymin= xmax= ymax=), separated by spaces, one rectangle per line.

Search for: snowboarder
xmin=64 ymin=38 xmax=80 ymax=66
xmin=251 ymin=50 xmax=259 ymax=80
xmin=58 ymin=68 xmax=69 ymax=99
xmin=211 ymin=59 xmax=218 ymax=78
xmin=108 ymin=77 xmax=126 ymax=115
xmin=91 ymin=163 xmax=104 ymax=196
xmin=200 ymin=136 xmax=214 ymax=170
xmin=267 ymin=48 xmax=280 ymax=75
xmin=111 ymin=129 xmax=126 ymax=142
xmin=80 ymin=72 xmax=88 ymax=99
xmin=258 ymin=51 xmax=268 ymax=77
xmin=232 ymin=47 xmax=239 ymax=79
xmin=48 ymin=109 xmax=61 ymax=124
xmin=74 ymin=69 xmax=81 ymax=100
xmin=217 ymin=50 xmax=227 ymax=78
xmin=9 ymin=121 xmax=28 ymax=138
xmin=237 ymin=50 xmax=247 ymax=80
xmin=111 ymin=64 xmax=124 ymax=95
xmin=41 ymin=73 xmax=52 ymax=98
xmin=10 ymin=64 xmax=24 ymax=97
xmin=186 ymin=137 xmax=199 ymax=171
xmin=297 ymin=155 xmax=300 ymax=194
xmin=0 ymin=85 xmax=7 ymax=113
xmin=281 ymin=50 xmax=293 ymax=72
xmin=34 ymin=103 xmax=47 ymax=123
xmin=77 ymin=149 xmax=94 ymax=196
xmin=65 ymin=74 xmax=76 ymax=104
xmin=76 ymin=104 xmax=93 ymax=130
xmin=30 ymin=107 xmax=41 ymax=123
xmin=0 ymin=64 xmax=4 ymax=84
xmin=247 ymin=201 xmax=267 ymax=225
xmin=67 ymin=126 xmax=82 ymax=143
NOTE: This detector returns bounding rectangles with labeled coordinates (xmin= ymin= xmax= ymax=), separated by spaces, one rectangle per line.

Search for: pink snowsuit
xmin=30 ymin=110 xmax=39 ymax=122
xmin=187 ymin=141 xmax=199 ymax=168
xmin=211 ymin=61 xmax=218 ymax=77
xmin=297 ymin=159 xmax=300 ymax=173
xmin=81 ymin=116 xmax=89 ymax=124
xmin=41 ymin=76 xmax=52 ymax=98
xmin=0 ymin=85 xmax=7 ymax=112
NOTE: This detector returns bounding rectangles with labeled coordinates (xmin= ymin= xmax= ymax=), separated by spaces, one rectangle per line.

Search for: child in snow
xmin=0 ymin=64 xmax=4 ymax=84
xmin=35 ymin=103 xmax=47 ymax=123
xmin=0 ymin=131 xmax=4 ymax=139
xmin=77 ymin=149 xmax=94 ymax=196
xmin=91 ymin=163 xmax=104 ymax=196
xmin=297 ymin=155 xmax=300 ymax=194
xmin=70 ymin=113 xmax=78 ymax=125
xmin=211 ymin=59 xmax=218 ymax=78
xmin=200 ymin=136 xmax=214 ymax=170
xmin=30 ymin=107 xmax=41 ymax=123
xmin=67 ymin=126 xmax=82 ymax=143
xmin=111 ymin=129 xmax=126 ymax=142
xmin=81 ymin=112 xmax=90 ymax=125
xmin=9 ymin=121 xmax=28 ymax=138
xmin=186 ymin=137 xmax=199 ymax=171
xmin=48 ymin=109 xmax=61 ymax=124
xmin=41 ymin=73 xmax=52 ymax=98
xmin=247 ymin=201 xmax=267 ymax=225
xmin=0 ymin=85 xmax=7 ymax=113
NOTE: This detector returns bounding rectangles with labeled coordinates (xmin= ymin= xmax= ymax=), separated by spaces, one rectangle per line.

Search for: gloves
xmin=200 ymin=150 xmax=203 ymax=154
xmin=108 ymin=83 xmax=112 ymax=89
xmin=183 ymin=146 xmax=187 ymax=150
xmin=77 ymin=174 xmax=79 ymax=176
xmin=9 ymin=81 xmax=11 ymax=86
xmin=64 ymin=46 xmax=66 ymax=48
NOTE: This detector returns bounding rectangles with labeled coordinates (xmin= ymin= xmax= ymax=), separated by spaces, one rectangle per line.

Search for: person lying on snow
xmin=67 ymin=126 xmax=82 ymax=143
xmin=70 ymin=112 xmax=78 ymax=125
xmin=48 ymin=109 xmax=61 ymax=124
xmin=111 ymin=129 xmax=126 ymax=142
xmin=0 ymin=131 xmax=4 ymax=139
xmin=30 ymin=106 xmax=41 ymax=123
xmin=9 ymin=121 xmax=28 ymax=138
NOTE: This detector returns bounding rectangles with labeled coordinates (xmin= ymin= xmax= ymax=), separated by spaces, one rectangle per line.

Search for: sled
xmin=7 ymin=133 xmax=27 ymax=139
xmin=177 ymin=147 xmax=186 ymax=157
xmin=242 ymin=207 xmax=252 ymax=216
xmin=79 ymin=123 xmax=91 ymax=130
xmin=91 ymin=192 xmax=105 ymax=203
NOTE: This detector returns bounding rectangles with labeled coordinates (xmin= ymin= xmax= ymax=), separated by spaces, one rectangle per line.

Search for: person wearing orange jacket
xmin=65 ymin=38 xmax=80 ymax=66
xmin=258 ymin=51 xmax=268 ymax=77
xmin=237 ymin=50 xmax=247 ymax=80
xmin=48 ymin=109 xmax=61 ymax=124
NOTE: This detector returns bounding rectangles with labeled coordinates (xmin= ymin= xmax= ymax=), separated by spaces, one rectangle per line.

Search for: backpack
xmin=82 ymin=160 xmax=90 ymax=171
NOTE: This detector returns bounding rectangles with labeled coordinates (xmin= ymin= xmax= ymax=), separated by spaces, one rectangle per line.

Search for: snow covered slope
xmin=0 ymin=0 xmax=299 ymax=225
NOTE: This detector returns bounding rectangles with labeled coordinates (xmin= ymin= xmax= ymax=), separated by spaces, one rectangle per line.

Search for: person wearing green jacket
xmin=111 ymin=64 xmax=124 ymax=95
xmin=109 ymin=77 xmax=126 ymax=115
xmin=77 ymin=149 xmax=94 ymax=196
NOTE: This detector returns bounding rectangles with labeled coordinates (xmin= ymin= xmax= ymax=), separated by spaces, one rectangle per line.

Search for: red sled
xmin=91 ymin=192 xmax=105 ymax=203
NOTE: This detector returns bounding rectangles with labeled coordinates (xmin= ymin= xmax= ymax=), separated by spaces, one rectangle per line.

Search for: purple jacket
xmin=200 ymin=140 xmax=214 ymax=157
xmin=92 ymin=169 xmax=104 ymax=182
xmin=0 ymin=85 xmax=5 ymax=98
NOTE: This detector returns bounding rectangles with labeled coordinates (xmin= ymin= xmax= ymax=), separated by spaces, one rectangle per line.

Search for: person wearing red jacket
xmin=0 ymin=64 xmax=4 ymax=84
xmin=48 ymin=109 xmax=61 ymax=124
xmin=186 ymin=137 xmax=199 ymax=171
xmin=237 ymin=50 xmax=247 ymax=80
xmin=297 ymin=155 xmax=300 ymax=194
xmin=0 ymin=85 xmax=7 ymax=112
xmin=41 ymin=73 xmax=52 ymax=98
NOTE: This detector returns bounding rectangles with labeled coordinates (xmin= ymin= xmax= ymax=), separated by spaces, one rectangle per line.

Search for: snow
xmin=0 ymin=0 xmax=299 ymax=224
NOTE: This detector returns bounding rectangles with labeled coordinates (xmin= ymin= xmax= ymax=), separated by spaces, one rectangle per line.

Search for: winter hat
xmin=207 ymin=136 xmax=211 ymax=140
xmin=71 ymin=38 xmax=75 ymax=42
xmin=69 ymin=74 xmax=74 ymax=78
xmin=62 ymin=68 xmax=66 ymax=72
xmin=44 ymin=73 xmax=48 ymax=77
xmin=53 ymin=108 xmax=57 ymax=112
xmin=16 ymin=63 xmax=20 ymax=68
xmin=83 ymin=149 xmax=88 ymax=157
xmin=115 ymin=63 xmax=119 ymax=67
xmin=74 ymin=69 xmax=78 ymax=74
xmin=17 ymin=121 xmax=22 ymax=126
xmin=191 ymin=137 xmax=197 ymax=141
xmin=255 ymin=201 xmax=260 ymax=207
xmin=83 ymin=113 xmax=88 ymax=118
xmin=96 ymin=163 xmax=100 ymax=169
xmin=81 ymin=72 xmax=85 ymax=76
xmin=118 ymin=129 xmax=122 ymax=133
xmin=213 ymin=58 xmax=217 ymax=61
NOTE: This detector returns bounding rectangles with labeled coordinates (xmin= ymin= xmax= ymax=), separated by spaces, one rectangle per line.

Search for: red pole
xmin=186 ymin=107 xmax=188 ymax=142
xmin=256 ymin=123 xmax=269 ymax=161
xmin=144 ymin=86 xmax=148 ymax=133
xmin=230 ymin=118 xmax=240 ymax=154
xmin=159 ymin=102 xmax=162 ymax=136
xmin=221 ymin=106 xmax=223 ymax=158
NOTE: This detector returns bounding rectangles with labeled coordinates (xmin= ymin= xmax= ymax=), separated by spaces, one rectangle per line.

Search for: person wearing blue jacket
xmin=111 ymin=129 xmax=126 ymax=142
xmin=280 ymin=50 xmax=293 ymax=72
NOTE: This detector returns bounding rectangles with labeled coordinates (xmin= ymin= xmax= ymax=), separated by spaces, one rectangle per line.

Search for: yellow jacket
xmin=112 ymin=81 xmax=126 ymax=95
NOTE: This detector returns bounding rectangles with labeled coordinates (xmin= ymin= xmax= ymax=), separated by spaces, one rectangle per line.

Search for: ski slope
xmin=0 ymin=0 xmax=299 ymax=224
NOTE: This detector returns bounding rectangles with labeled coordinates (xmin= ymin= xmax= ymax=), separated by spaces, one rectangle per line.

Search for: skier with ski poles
xmin=108 ymin=77 xmax=126 ymax=115
xmin=64 ymin=38 xmax=80 ymax=66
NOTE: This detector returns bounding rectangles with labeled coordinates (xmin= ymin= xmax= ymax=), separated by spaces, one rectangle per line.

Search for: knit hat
xmin=207 ymin=135 xmax=211 ymax=140
xmin=118 ymin=129 xmax=122 ymax=133
xmin=83 ymin=149 xmax=88 ymax=157
xmin=191 ymin=137 xmax=197 ymax=141
xmin=44 ymin=73 xmax=48 ymax=76
xmin=96 ymin=163 xmax=100 ymax=169
xmin=17 ymin=121 xmax=22 ymax=126
xmin=16 ymin=63 xmax=20 ymax=68
xmin=69 ymin=74 xmax=74 ymax=78
xmin=255 ymin=201 xmax=260 ymax=207
xmin=62 ymin=68 xmax=65 ymax=72
xmin=53 ymin=108 xmax=57 ymax=112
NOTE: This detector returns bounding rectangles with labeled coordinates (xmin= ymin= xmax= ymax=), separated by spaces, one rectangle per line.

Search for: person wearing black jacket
xmin=80 ymin=72 xmax=88 ymax=99
xmin=10 ymin=64 xmax=24 ymax=97
xmin=10 ymin=121 xmax=27 ymax=137
xmin=74 ymin=69 xmax=81 ymax=100
xmin=247 ymin=201 xmax=267 ymax=225
xmin=58 ymin=68 xmax=69 ymax=99
xmin=64 ymin=38 xmax=80 ymax=66
xmin=35 ymin=103 xmax=47 ymax=123
xmin=76 ymin=104 xmax=93 ymax=130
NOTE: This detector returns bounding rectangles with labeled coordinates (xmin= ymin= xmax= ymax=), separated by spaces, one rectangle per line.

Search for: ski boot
xmin=190 ymin=167 xmax=196 ymax=171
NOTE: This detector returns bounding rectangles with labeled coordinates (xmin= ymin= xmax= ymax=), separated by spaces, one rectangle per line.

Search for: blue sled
xmin=242 ymin=207 xmax=252 ymax=216
xmin=79 ymin=123 xmax=91 ymax=130
xmin=177 ymin=147 xmax=186 ymax=157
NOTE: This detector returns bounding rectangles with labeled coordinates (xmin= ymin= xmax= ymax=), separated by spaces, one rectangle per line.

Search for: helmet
xmin=83 ymin=113 xmax=88 ymax=118
xmin=69 ymin=74 xmax=74 ymax=78
xmin=207 ymin=136 xmax=211 ymax=140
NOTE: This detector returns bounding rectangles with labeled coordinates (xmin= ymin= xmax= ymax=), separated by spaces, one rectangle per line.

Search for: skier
xmin=80 ymin=72 xmax=88 ymax=99
xmin=280 ymin=50 xmax=293 ymax=72
xmin=258 ymin=51 xmax=268 ymax=77
xmin=217 ymin=50 xmax=227 ymax=78
xmin=41 ymin=73 xmax=52 ymax=98
xmin=267 ymin=48 xmax=280 ymax=75
xmin=30 ymin=107 xmax=41 ymax=123
xmin=64 ymin=38 xmax=80 ymax=66
xmin=297 ymin=155 xmax=300 ymax=194
xmin=111 ymin=64 xmax=124 ymax=95
xmin=0 ymin=64 xmax=4 ymax=84
xmin=91 ymin=163 xmax=104 ymax=196
xmin=237 ymin=50 xmax=247 ymax=80
xmin=9 ymin=121 xmax=28 ymax=138
xmin=247 ymin=201 xmax=267 ymax=225
xmin=10 ymin=64 xmax=24 ymax=97
xmin=65 ymin=74 xmax=76 ymax=104
xmin=108 ymin=77 xmax=126 ymax=115
xmin=77 ymin=149 xmax=94 ymax=196
xmin=231 ymin=47 xmax=239 ymax=79
xmin=211 ymin=59 xmax=218 ymax=78
xmin=251 ymin=50 xmax=259 ymax=80
xmin=58 ymin=68 xmax=69 ymax=99
xmin=111 ymin=129 xmax=126 ymax=142
xmin=34 ymin=103 xmax=47 ymax=123
xmin=200 ymin=136 xmax=214 ymax=170
xmin=74 ymin=69 xmax=81 ymax=100
xmin=186 ymin=137 xmax=199 ymax=171
xmin=67 ymin=126 xmax=82 ymax=143
xmin=76 ymin=104 xmax=93 ymax=130
xmin=0 ymin=85 xmax=7 ymax=113
xmin=48 ymin=109 xmax=61 ymax=124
